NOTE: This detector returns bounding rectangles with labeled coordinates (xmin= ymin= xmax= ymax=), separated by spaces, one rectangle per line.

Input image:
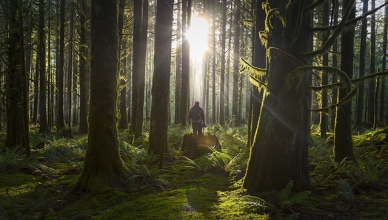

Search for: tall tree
xmin=211 ymin=0 xmax=216 ymax=124
xmin=175 ymin=1 xmax=182 ymax=124
xmin=5 ymin=0 xmax=30 ymax=155
xmin=247 ymin=0 xmax=265 ymax=148
xmin=67 ymin=3 xmax=74 ymax=130
xmin=135 ymin=0 xmax=149 ymax=137
xmin=219 ymin=0 xmax=226 ymax=125
xmin=232 ymin=7 xmax=240 ymax=126
xmin=73 ymin=0 xmax=127 ymax=191
xmin=243 ymin=0 xmax=312 ymax=192
xmin=78 ymin=0 xmax=89 ymax=133
xmin=148 ymin=0 xmax=174 ymax=167
xmin=57 ymin=0 xmax=65 ymax=129
xmin=334 ymin=0 xmax=356 ymax=163
xmin=180 ymin=0 xmax=191 ymax=127
xmin=131 ymin=0 xmax=142 ymax=134
xmin=319 ymin=1 xmax=329 ymax=138
xmin=381 ymin=4 xmax=388 ymax=125
xmin=355 ymin=0 xmax=368 ymax=128
xmin=118 ymin=0 xmax=128 ymax=129
xmin=38 ymin=0 xmax=48 ymax=133
xmin=369 ymin=0 xmax=377 ymax=128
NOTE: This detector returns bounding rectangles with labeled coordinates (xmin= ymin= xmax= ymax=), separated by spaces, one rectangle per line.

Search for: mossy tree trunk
xmin=38 ymin=0 xmax=48 ymax=134
xmin=135 ymin=0 xmax=148 ymax=137
xmin=148 ymin=0 xmax=174 ymax=166
xmin=73 ymin=0 xmax=127 ymax=191
xmin=131 ymin=0 xmax=141 ymax=135
xmin=57 ymin=0 xmax=65 ymax=130
xmin=180 ymin=0 xmax=191 ymax=127
xmin=118 ymin=0 xmax=128 ymax=130
xmin=354 ymin=0 xmax=368 ymax=128
xmin=78 ymin=0 xmax=89 ymax=134
xmin=5 ymin=0 xmax=30 ymax=155
xmin=334 ymin=0 xmax=356 ymax=163
xmin=243 ymin=0 xmax=312 ymax=192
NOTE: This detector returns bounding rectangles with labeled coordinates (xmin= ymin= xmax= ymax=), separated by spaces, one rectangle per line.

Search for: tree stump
xmin=181 ymin=134 xmax=221 ymax=159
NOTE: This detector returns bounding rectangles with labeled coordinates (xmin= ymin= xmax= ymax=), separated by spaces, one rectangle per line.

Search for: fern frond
xmin=276 ymin=180 xmax=293 ymax=203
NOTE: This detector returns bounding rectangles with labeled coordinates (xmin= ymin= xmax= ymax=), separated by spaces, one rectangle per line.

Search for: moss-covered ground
xmin=0 ymin=125 xmax=387 ymax=219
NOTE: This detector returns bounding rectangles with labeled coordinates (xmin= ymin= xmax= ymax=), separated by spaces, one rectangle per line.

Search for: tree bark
xmin=73 ymin=0 xmax=127 ymax=191
xmin=243 ymin=0 xmax=312 ymax=192
xmin=355 ymin=0 xmax=368 ymax=128
xmin=38 ymin=0 xmax=48 ymax=133
xmin=118 ymin=0 xmax=128 ymax=129
xmin=135 ymin=0 xmax=149 ymax=137
xmin=175 ymin=2 xmax=182 ymax=124
xmin=78 ymin=0 xmax=89 ymax=133
xmin=319 ymin=1 xmax=329 ymax=138
xmin=180 ymin=0 xmax=191 ymax=127
xmin=232 ymin=8 xmax=240 ymax=126
xmin=219 ymin=0 xmax=226 ymax=126
xmin=370 ymin=0 xmax=377 ymax=128
xmin=131 ymin=0 xmax=142 ymax=134
xmin=57 ymin=0 xmax=65 ymax=129
xmin=5 ymin=0 xmax=31 ymax=155
xmin=148 ymin=0 xmax=174 ymax=167
xmin=334 ymin=0 xmax=356 ymax=163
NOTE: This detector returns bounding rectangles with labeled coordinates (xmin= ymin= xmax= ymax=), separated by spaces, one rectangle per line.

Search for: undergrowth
xmin=0 ymin=125 xmax=387 ymax=219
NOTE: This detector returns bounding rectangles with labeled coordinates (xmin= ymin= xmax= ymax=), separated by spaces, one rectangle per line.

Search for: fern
xmin=0 ymin=204 xmax=10 ymax=220
xmin=276 ymin=181 xmax=311 ymax=210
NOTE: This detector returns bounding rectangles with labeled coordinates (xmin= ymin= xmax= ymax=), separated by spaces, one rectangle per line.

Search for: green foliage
xmin=242 ymin=181 xmax=311 ymax=219
xmin=1 ymin=125 xmax=387 ymax=219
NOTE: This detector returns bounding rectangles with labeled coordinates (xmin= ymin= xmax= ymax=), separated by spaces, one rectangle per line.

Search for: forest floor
xmin=0 ymin=124 xmax=387 ymax=220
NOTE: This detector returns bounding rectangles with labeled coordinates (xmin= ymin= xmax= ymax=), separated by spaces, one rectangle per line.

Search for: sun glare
xmin=186 ymin=17 xmax=209 ymax=58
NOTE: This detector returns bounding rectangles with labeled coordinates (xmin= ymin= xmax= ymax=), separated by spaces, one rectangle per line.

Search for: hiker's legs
xmin=192 ymin=123 xmax=201 ymax=135
xmin=192 ymin=123 xmax=198 ymax=135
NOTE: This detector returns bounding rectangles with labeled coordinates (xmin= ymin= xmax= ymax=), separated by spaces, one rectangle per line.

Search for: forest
xmin=1 ymin=0 xmax=388 ymax=219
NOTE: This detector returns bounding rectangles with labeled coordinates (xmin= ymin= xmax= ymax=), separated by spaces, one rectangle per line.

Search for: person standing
xmin=188 ymin=101 xmax=205 ymax=135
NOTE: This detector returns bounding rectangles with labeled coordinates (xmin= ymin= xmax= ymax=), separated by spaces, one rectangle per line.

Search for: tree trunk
xmin=247 ymin=0 xmax=265 ymax=148
xmin=368 ymin=0 xmax=376 ymax=126
xmin=211 ymin=0 xmax=216 ymax=124
xmin=38 ymin=0 xmax=48 ymax=133
xmin=57 ymin=0 xmax=65 ymax=129
xmin=319 ymin=1 xmax=329 ymax=138
xmin=181 ymin=0 xmax=191 ymax=127
xmin=243 ymin=0 xmax=311 ymax=192
xmin=73 ymin=0 xmax=127 ymax=191
xmin=355 ymin=0 xmax=368 ymax=128
xmin=135 ymin=0 xmax=148 ymax=137
xmin=131 ymin=0 xmax=142 ymax=134
xmin=331 ymin=5 xmax=339 ymax=130
xmin=67 ymin=4 xmax=74 ymax=130
xmin=174 ymin=2 xmax=182 ymax=124
xmin=118 ymin=0 xmax=128 ymax=129
xmin=219 ymin=0 xmax=226 ymax=126
xmin=381 ymin=4 xmax=387 ymax=124
xmin=232 ymin=8 xmax=240 ymax=126
xmin=334 ymin=0 xmax=356 ymax=163
xmin=78 ymin=0 xmax=89 ymax=133
xmin=5 ymin=0 xmax=31 ymax=155
xmin=148 ymin=0 xmax=174 ymax=166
